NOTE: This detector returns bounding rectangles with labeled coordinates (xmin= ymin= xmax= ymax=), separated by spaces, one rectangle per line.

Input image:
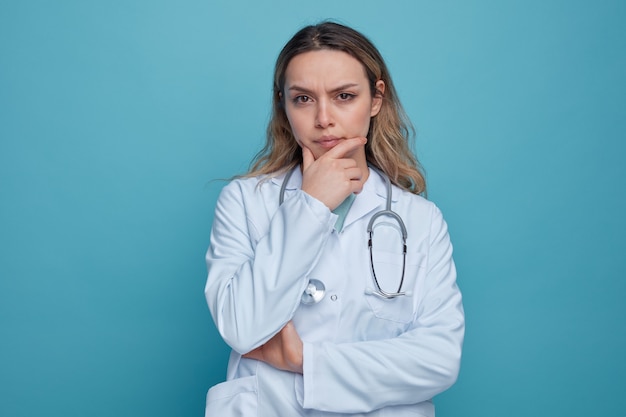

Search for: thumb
xmin=301 ymin=146 xmax=315 ymax=171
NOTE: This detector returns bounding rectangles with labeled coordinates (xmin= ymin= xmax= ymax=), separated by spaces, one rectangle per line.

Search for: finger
xmin=351 ymin=179 xmax=365 ymax=194
xmin=281 ymin=321 xmax=302 ymax=343
xmin=322 ymin=137 xmax=367 ymax=160
xmin=344 ymin=166 xmax=364 ymax=181
xmin=280 ymin=321 xmax=303 ymax=372
xmin=301 ymin=145 xmax=315 ymax=171
xmin=322 ymin=137 xmax=366 ymax=160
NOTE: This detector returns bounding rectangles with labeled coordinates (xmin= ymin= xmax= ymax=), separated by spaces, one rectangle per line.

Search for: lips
xmin=316 ymin=136 xmax=342 ymax=149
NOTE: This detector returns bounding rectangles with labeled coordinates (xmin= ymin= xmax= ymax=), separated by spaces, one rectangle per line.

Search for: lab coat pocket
xmin=205 ymin=375 xmax=257 ymax=417
xmin=365 ymin=250 xmax=425 ymax=324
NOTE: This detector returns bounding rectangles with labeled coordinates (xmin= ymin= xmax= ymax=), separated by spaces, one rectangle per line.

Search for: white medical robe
xmin=204 ymin=167 xmax=464 ymax=416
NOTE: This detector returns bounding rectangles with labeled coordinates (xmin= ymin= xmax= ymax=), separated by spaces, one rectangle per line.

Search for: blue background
xmin=1 ymin=1 xmax=624 ymax=416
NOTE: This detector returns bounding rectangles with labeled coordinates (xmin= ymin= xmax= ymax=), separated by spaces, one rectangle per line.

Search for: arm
xmin=205 ymin=181 xmax=336 ymax=354
xmin=205 ymin=139 xmax=369 ymax=354
xmin=298 ymin=204 xmax=464 ymax=413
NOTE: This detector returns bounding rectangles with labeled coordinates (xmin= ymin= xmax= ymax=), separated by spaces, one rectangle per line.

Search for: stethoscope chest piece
xmin=301 ymin=279 xmax=325 ymax=304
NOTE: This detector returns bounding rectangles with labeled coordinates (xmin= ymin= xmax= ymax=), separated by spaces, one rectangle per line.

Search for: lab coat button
xmin=330 ymin=294 xmax=338 ymax=301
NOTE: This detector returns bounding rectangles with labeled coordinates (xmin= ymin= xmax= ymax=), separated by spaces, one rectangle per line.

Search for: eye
xmin=337 ymin=92 xmax=356 ymax=101
xmin=293 ymin=95 xmax=311 ymax=104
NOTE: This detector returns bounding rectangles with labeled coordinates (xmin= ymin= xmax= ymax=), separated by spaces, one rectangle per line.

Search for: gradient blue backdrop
xmin=1 ymin=1 xmax=624 ymax=416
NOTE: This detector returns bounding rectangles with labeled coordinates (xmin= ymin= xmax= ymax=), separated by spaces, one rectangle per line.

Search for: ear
xmin=370 ymin=80 xmax=385 ymax=117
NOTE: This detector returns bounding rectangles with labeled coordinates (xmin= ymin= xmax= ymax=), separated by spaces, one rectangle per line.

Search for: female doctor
xmin=204 ymin=22 xmax=464 ymax=416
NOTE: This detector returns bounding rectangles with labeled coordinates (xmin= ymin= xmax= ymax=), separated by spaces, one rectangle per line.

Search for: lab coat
xmin=204 ymin=167 xmax=464 ymax=416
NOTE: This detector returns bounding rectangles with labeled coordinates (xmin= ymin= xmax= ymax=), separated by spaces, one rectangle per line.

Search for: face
xmin=282 ymin=49 xmax=384 ymax=160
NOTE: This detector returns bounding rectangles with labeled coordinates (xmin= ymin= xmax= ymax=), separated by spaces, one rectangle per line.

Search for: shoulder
xmin=219 ymin=174 xmax=275 ymax=199
xmin=393 ymin=185 xmax=436 ymax=210
xmin=215 ymin=173 xmax=288 ymax=217
xmin=394 ymin=187 xmax=446 ymax=225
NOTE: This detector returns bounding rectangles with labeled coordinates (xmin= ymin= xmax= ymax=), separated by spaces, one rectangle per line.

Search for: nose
xmin=315 ymin=101 xmax=334 ymax=129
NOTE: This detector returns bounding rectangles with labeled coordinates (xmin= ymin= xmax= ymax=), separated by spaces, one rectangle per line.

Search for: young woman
xmin=204 ymin=21 xmax=464 ymax=416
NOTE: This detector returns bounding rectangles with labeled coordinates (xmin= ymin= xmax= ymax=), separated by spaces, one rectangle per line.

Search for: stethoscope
xmin=279 ymin=164 xmax=408 ymax=304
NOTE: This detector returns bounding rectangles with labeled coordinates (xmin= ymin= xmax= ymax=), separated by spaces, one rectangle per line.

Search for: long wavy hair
xmin=246 ymin=21 xmax=426 ymax=195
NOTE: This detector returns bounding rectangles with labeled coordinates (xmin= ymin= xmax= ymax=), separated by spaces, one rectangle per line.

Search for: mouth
xmin=315 ymin=136 xmax=342 ymax=149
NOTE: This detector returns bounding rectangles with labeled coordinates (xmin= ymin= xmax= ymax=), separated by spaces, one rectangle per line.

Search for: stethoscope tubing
xmin=279 ymin=163 xmax=409 ymax=303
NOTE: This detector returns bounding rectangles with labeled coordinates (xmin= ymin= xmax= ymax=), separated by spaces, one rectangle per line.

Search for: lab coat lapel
xmin=270 ymin=166 xmax=394 ymax=230
xmin=342 ymin=168 xmax=392 ymax=230
xmin=270 ymin=167 xmax=302 ymax=202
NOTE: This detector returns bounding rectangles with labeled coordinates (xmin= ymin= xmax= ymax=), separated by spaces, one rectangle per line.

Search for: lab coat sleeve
xmin=299 ymin=204 xmax=464 ymax=413
xmin=205 ymin=180 xmax=337 ymax=354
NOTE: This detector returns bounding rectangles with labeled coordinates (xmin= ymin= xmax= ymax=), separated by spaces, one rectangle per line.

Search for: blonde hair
xmin=247 ymin=21 xmax=426 ymax=195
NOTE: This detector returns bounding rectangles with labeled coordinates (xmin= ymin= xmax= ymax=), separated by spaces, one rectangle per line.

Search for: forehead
xmin=284 ymin=49 xmax=368 ymax=86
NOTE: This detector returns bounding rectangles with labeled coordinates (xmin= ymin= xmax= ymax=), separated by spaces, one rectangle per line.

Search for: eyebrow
xmin=287 ymin=83 xmax=360 ymax=95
